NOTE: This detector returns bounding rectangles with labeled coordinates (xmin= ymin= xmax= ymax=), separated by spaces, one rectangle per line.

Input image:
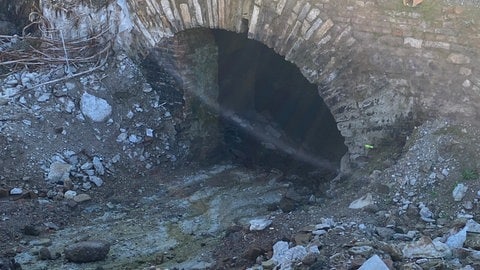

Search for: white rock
xmin=404 ymin=37 xmax=423 ymax=48
xmin=271 ymin=241 xmax=289 ymax=265
xmin=349 ymin=193 xmax=374 ymax=209
xmin=129 ymin=134 xmax=142 ymax=143
xmin=116 ymin=132 xmax=128 ymax=142
xmin=65 ymin=99 xmax=76 ymax=113
xmin=446 ymin=227 xmax=467 ymax=248
xmin=5 ymin=79 xmax=18 ymax=86
xmin=2 ymin=87 xmax=19 ymax=97
xmin=64 ymin=190 xmax=77 ymax=200
xmin=419 ymin=203 xmax=435 ymax=222
xmin=249 ymin=218 xmax=272 ymax=231
xmin=47 ymin=162 xmax=72 ymax=182
xmin=272 ymin=241 xmax=308 ymax=269
xmin=402 ymin=236 xmax=452 ymax=258
xmin=10 ymin=188 xmax=23 ymax=195
xmin=37 ymin=93 xmax=50 ymax=102
xmin=82 ymin=182 xmax=92 ymax=190
xmin=142 ymin=83 xmax=153 ymax=93
xmin=92 ymin=157 xmax=105 ymax=175
xmin=111 ymin=154 xmax=121 ymax=163
xmin=89 ymin=176 xmax=104 ymax=187
xmin=80 ymin=93 xmax=112 ymax=122
xmin=80 ymin=162 xmax=93 ymax=170
xmin=466 ymin=219 xmax=480 ymax=233
xmin=453 ymin=183 xmax=468 ymax=201
xmin=358 ymin=254 xmax=389 ymax=270
xmin=65 ymin=82 xmax=76 ymax=90
xmin=312 ymin=229 xmax=327 ymax=235
xmin=146 ymin=128 xmax=154 ymax=137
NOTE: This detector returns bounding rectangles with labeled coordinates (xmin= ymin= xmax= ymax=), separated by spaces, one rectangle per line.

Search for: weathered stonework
xmin=36 ymin=0 xmax=480 ymax=164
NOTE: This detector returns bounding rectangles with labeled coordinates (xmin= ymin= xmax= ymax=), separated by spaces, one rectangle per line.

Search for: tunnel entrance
xmin=212 ymin=30 xmax=347 ymax=178
xmin=143 ymin=28 xmax=347 ymax=185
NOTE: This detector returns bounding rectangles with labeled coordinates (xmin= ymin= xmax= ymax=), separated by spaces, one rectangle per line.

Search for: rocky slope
xmin=1 ymin=43 xmax=480 ymax=269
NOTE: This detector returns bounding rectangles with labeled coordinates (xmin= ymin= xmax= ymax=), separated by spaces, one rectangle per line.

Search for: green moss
xmin=462 ymin=168 xmax=479 ymax=181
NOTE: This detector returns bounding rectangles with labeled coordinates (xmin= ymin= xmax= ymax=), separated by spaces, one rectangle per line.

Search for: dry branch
xmin=0 ymin=12 xmax=112 ymax=71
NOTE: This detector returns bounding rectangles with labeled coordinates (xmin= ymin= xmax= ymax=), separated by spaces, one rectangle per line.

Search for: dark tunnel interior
xmin=212 ymin=30 xmax=347 ymax=178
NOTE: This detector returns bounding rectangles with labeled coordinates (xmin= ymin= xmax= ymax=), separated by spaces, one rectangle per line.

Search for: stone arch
xmin=122 ymin=1 xmax=364 ymax=160
xmin=40 ymin=0 xmax=419 ymax=168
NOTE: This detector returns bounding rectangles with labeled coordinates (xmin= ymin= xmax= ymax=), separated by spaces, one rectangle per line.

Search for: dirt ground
xmin=1 ymin=49 xmax=480 ymax=270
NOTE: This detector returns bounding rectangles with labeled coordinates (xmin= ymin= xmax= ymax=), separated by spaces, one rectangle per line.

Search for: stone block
xmin=404 ymin=37 xmax=423 ymax=48
xmin=424 ymin=40 xmax=450 ymax=50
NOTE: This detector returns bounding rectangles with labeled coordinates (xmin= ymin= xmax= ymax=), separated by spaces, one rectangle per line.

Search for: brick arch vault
xmin=42 ymin=0 xmax=428 ymax=169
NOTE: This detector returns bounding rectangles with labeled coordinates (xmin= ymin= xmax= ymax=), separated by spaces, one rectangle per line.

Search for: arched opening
xmin=213 ymin=30 xmax=347 ymax=176
xmin=142 ymin=28 xmax=347 ymax=187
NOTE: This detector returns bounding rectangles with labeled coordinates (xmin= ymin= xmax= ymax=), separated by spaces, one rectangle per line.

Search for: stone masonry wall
xmin=38 ymin=0 xmax=480 ymax=162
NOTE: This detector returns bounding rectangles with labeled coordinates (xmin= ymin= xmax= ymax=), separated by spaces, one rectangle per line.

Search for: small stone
xmin=128 ymin=134 xmax=142 ymax=143
xmin=453 ymin=183 xmax=468 ymax=202
xmin=464 ymin=200 xmax=474 ymax=210
xmin=463 ymin=80 xmax=472 ymax=88
xmin=65 ymin=82 xmax=76 ymax=90
xmin=10 ymin=188 xmax=23 ymax=195
xmin=64 ymin=240 xmax=110 ymax=263
xmin=47 ymin=162 xmax=72 ymax=182
xmin=80 ymin=162 xmax=93 ymax=170
xmin=111 ymin=154 xmax=121 ymax=163
xmin=116 ymin=132 xmax=128 ymax=142
xmin=80 ymin=93 xmax=112 ymax=122
xmin=459 ymin=67 xmax=472 ymax=76
xmin=43 ymin=222 xmax=60 ymax=230
xmin=312 ymin=229 xmax=327 ymax=236
xmin=249 ymin=218 xmax=272 ymax=231
xmin=302 ymin=252 xmax=318 ymax=266
xmin=419 ymin=203 xmax=434 ymax=222
xmin=447 ymin=53 xmax=470 ymax=64
xmin=37 ymin=93 xmax=50 ymax=102
xmin=404 ymin=37 xmax=423 ymax=48
xmin=146 ymin=128 xmax=154 ymax=137
xmin=30 ymin=238 xmax=52 ymax=247
xmin=376 ymin=227 xmax=395 ymax=240
xmin=82 ymin=182 xmax=92 ymax=190
xmin=89 ymin=176 xmax=103 ymax=187
xmin=63 ymin=178 xmax=74 ymax=190
xmin=446 ymin=227 xmax=467 ymax=249
xmin=358 ymin=255 xmax=389 ymax=270
xmin=441 ymin=169 xmax=449 ymax=176
xmin=38 ymin=247 xmax=52 ymax=260
xmin=92 ymin=157 xmax=105 ymax=175
xmin=74 ymin=194 xmax=92 ymax=203
xmin=142 ymin=83 xmax=153 ymax=93
xmin=294 ymin=232 xmax=312 ymax=245
xmin=64 ymin=190 xmax=77 ymax=200
xmin=349 ymin=193 xmax=374 ymax=209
